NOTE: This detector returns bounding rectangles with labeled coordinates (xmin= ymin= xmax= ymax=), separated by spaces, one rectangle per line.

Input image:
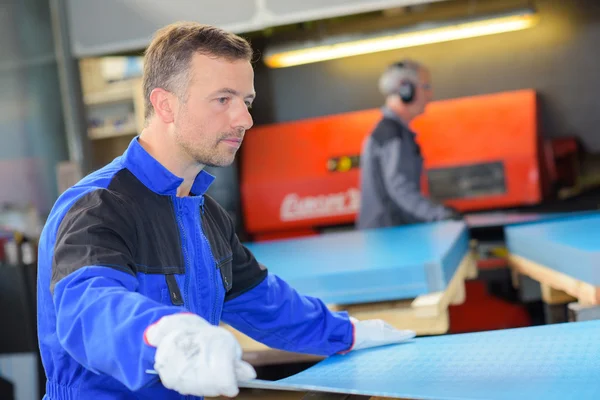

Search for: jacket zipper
xmin=198 ymin=202 xmax=219 ymax=325
xmin=165 ymin=274 xmax=184 ymax=305
xmin=173 ymin=198 xmax=190 ymax=309
xmin=181 ymin=198 xmax=192 ymax=400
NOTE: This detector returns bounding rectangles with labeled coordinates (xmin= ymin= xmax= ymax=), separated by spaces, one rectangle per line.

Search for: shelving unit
xmin=88 ymin=121 xmax=138 ymax=140
xmin=79 ymin=57 xmax=145 ymax=168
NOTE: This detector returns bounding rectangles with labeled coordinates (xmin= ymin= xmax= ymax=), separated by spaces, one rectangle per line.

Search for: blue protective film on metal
xmin=243 ymin=221 xmax=470 ymax=305
xmin=242 ymin=321 xmax=600 ymax=399
xmin=505 ymin=212 xmax=600 ymax=285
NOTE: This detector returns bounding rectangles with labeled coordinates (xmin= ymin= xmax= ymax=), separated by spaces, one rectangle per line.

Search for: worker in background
xmin=37 ymin=22 xmax=416 ymax=400
xmin=357 ymin=60 xmax=460 ymax=229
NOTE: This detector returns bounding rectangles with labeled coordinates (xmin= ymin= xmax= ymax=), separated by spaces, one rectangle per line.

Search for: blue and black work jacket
xmin=37 ymin=137 xmax=354 ymax=399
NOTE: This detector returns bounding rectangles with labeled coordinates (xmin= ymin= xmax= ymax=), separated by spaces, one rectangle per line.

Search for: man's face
xmin=173 ymin=53 xmax=255 ymax=167
xmin=413 ymin=68 xmax=433 ymax=117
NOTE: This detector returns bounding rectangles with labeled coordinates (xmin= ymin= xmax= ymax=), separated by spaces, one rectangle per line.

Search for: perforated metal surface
xmin=242 ymin=321 xmax=600 ymax=399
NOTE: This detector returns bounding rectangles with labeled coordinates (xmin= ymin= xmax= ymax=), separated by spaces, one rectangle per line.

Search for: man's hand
xmin=348 ymin=317 xmax=416 ymax=352
xmin=144 ymin=313 xmax=256 ymax=398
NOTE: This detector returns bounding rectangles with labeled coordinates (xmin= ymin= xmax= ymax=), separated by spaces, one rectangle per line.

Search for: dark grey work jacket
xmin=357 ymin=109 xmax=453 ymax=229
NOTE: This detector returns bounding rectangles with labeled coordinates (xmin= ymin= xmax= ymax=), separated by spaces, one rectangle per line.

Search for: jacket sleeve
xmin=50 ymin=189 xmax=185 ymax=391
xmin=220 ymin=222 xmax=354 ymax=356
xmin=378 ymin=137 xmax=452 ymax=222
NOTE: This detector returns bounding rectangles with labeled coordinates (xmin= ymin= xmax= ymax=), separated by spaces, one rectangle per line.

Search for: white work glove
xmin=348 ymin=317 xmax=416 ymax=352
xmin=144 ymin=313 xmax=256 ymax=398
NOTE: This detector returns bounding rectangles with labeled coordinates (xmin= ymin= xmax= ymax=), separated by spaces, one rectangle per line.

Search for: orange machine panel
xmin=240 ymin=89 xmax=544 ymax=237
xmin=413 ymin=89 xmax=543 ymax=211
xmin=240 ymin=109 xmax=381 ymax=237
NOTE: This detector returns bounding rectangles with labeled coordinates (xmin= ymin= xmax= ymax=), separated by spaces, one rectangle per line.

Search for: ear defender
xmin=398 ymin=80 xmax=415 ymax=103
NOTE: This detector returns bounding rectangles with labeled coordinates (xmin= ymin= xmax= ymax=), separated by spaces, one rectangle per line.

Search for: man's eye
xmin=218 ymin=97 xmax=230 ymax=104
xmin=245 ymin=101 xmax=253 ymax=109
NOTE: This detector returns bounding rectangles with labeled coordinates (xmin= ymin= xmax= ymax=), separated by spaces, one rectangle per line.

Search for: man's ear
xmin=149 ymin=88 xmax=176 ymax=124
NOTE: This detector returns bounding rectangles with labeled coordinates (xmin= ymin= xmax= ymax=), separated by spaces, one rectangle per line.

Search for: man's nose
xmin=234 ymin=103 xmax=253 ymax=131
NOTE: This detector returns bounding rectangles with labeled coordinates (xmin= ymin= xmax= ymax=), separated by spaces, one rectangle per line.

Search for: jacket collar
xmin=381 ymin=106 xmax=410 ymax=129
xmin=381 ymin=106 xmax=417 ymax=138
xmin=121 ymin=136 xmax=215 ymax=196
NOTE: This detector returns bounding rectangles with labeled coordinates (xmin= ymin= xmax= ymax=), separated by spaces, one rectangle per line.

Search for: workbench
xmin=219 ymin=320 xmax=600 ymax=400
xmin=505 ymin=212 xmax=600 ymax=323
xmin=222 ymin=221 xmax=477 ymax=366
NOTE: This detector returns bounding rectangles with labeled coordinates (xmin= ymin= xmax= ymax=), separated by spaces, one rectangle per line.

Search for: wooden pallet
xmin=223 ymin=251 xmax=478 ymax=367
xmin=508 ymin=253 xmax=600 ymax=306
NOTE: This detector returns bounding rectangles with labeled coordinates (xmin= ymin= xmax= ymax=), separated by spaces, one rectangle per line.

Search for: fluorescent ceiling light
xmin=264 ymin=8 xmax=539 ymax=68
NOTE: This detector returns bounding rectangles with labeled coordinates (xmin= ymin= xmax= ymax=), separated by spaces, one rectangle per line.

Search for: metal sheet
xmin=241 ymin=320 xmax=600 ymax=399
xmin=244 ymin=220 xmax=470 ymax=305
xmin=505 ymin=212 xmax=600 ymax=285
xmin=465 ymin=210 xmax=598 ymax=229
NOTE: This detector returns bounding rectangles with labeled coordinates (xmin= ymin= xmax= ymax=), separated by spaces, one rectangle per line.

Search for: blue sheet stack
xmin=244 ymin=220 xmax=471 ymax=305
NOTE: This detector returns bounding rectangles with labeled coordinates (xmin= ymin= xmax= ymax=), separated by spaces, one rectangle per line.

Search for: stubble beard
xmin=175 ymin=131 xmax=236 ymax=168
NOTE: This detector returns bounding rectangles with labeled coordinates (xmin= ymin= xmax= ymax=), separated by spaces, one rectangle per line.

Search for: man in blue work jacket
xmin=357 ymin=60 xmax=460 ymax=229
xmin=37 ymin=22 xmax=416 ymax=399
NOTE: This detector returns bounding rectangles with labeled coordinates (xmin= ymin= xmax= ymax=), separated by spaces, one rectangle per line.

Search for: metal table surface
xmin=241 ymin=320 xmax=600 ymax=399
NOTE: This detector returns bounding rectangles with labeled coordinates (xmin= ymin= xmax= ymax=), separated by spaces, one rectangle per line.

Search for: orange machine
xmin=240 ymin=89 xmax=553 ymax=241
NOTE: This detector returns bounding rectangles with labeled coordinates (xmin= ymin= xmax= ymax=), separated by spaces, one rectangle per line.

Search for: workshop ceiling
xmin=65 ymin=0 xmax=449 ymax=57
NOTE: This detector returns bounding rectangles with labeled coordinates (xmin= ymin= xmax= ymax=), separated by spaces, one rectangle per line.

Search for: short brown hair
xmin=142 ymin=22 xmax=253 ymax=120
